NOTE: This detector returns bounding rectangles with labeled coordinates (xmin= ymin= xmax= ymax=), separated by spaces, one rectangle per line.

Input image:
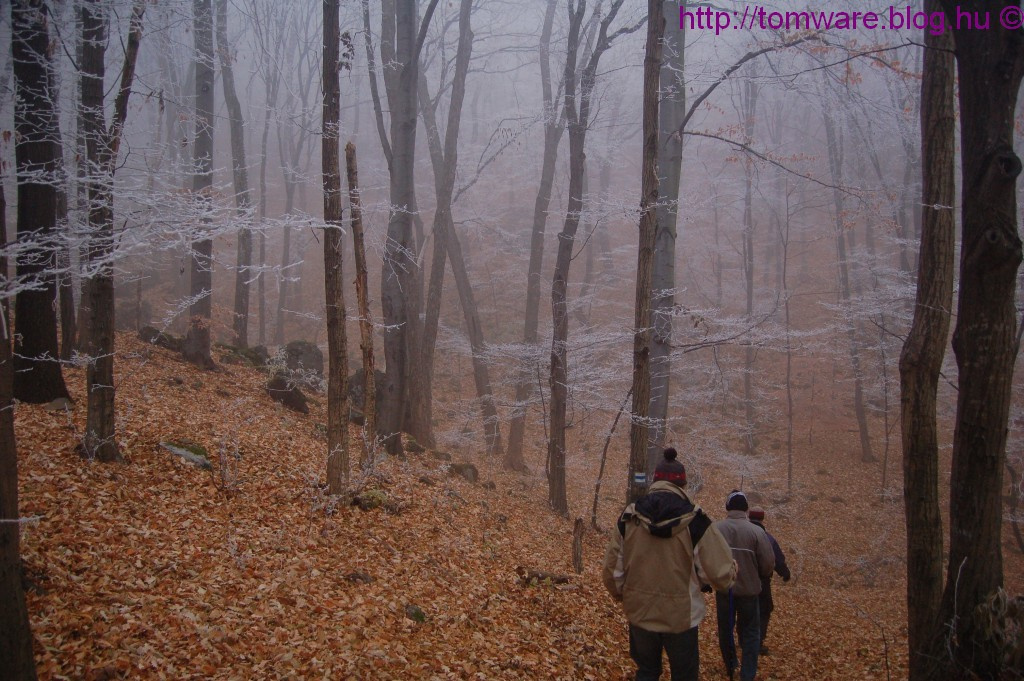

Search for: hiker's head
xmin=726 ymin=489 xmax=749 ymax=512
xmin=748 ymin=506 xmax=765 ymax=522
xmin=653 ymin=447 xmax=686 ymax=487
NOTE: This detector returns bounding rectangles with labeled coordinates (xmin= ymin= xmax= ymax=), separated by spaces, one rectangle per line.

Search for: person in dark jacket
xmin=603 ymin=448 xmax=736 ymax=681
xmin=713 ymin=490 xmax=774 ymax=681
xmin=748 ymin=506 xmax=790 ymax=654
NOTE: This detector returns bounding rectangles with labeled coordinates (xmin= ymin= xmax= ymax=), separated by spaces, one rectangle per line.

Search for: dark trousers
xmin=628 ymin=623 xmax=699 ymax=681
xmin=758 ymin=579 xmax=774 ymax=644
xmin=716 ymin=591 xmax=761 ymax=681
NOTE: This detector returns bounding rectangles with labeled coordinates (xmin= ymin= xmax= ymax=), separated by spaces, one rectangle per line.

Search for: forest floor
xmin=14 ymin=332 xmax=1024 ymax=680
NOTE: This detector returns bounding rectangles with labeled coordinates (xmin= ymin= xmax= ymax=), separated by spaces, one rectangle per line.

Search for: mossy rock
xmin=160 ymin=440 xmax=212 ymax=470
xmin=352 ymin=488 xmax=388 ymax=511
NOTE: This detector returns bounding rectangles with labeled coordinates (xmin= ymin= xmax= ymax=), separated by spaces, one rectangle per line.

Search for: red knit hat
xmin=653 ymin=447 xmax=686 ymax=487
xmin=749 ymin=506 xmax=766 ymax=521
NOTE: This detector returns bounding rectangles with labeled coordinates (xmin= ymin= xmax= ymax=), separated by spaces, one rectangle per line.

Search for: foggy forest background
xmin=2 ymin=0 xmax=1024 ymax=678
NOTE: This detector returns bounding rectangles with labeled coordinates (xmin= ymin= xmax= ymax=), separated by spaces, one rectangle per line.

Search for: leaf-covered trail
xmin=15 ymin=333 xmax=1022 ymax=679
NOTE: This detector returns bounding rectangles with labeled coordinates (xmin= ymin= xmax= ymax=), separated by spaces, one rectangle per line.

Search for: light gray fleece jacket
xmin=713 ymin=510 xmax=775 ymax=597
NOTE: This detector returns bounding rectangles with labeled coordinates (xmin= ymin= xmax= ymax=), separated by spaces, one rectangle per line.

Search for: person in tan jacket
xmin=603 ymin=449 xmax=737 ymax=681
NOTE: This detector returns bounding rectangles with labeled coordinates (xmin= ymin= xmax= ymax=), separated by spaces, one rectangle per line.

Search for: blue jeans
xmin=628 ymin=624 xmax=699 ymax=681
xmin=716 ymin=591 xmax=761 ymax=681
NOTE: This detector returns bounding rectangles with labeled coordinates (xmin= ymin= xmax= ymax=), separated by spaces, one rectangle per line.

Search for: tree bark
xmin=740 ymin=75 xmax=759 ymax=457
xmin=506 ymin=0 xmax=563 ymax=471
xmin=936 ymin=2 xmax=1024 ymax=676
xmin=548 ymin=0 xmax=633 ymax=514
xmin=899 ymin=5 xmax=954 ymax=677
xmin=377 ymin=0 xmax=440 ymax=456
xmin=627 ymin=0 xmax=663 ymax=503
xmin=185 ymin=0 xmax=215 ymax=368
xmin=215 ymin=0 xmax=253 ymax=348
xmin=346 ymin=142 xmax=376 ymax=466
xmin=11 ymin=0 xmax=70 ymax=403
xmin=645 ymin=0 xmax=685 ymax=475
xmin=79 ymin=0 xmax=144 ymax=462
xmin=821 ymin=102 xmax=874 ymax=463
xmin=323 ymin=0 xmax=349 ymax=495
xmin=417 ymin=0 xmax=503 ymax=457
xmin=0 ymin=174 xmax=38 ymax=681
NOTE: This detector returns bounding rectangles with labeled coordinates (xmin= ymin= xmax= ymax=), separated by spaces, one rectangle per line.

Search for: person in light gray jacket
xmin=713 ymin=490 xmax=775 ymax=681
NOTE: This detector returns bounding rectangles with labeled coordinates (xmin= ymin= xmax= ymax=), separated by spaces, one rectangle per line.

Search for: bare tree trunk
xmin=215 ymin=0 xmax=253 ymax=348
xmin=323 ymin=0 xmax=349 ymax=495
xmin=822 ymin=103 xmax=874 ymax=463
xmin=417 ymin=0 xmax=503 ymax=457
xmin=80 ymin=0 xmax=144 ymax=461
xmin=0 ymin=174 xmax=38 ymax=681
xmin=627 ymin=0 xmax=663 ymax=503
xmin=377 ymin=0 xmax=440 ymax=456
xmin=549 ymin=0 xmax=633 ymax=514
xmin=185 ymin=0 xmax=215 ymax=369
xmin=935 ymin=2 xmax=1024 ymax=676
xmin=11 ymin=0 xmax=70 ymax=403
xmin=506 ymin=0 xmax=563 ymax=471
xmin=645 ymin=0 xmax=685 ymax=475
xmin=346 ymin=142 xmax=376 ymax=465
xmin=741 ymin=76 xmax=759 ymax=457
xmin=255 ymin=7 xmax=284 ymax=348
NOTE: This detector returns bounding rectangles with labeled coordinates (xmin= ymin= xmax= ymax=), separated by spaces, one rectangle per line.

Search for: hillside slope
xmin=13 ymin=332 xmax=1021 ymax=679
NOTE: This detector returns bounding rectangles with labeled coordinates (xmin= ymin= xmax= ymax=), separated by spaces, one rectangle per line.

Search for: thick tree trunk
xmin=936 ymin=2 xmax=1024 ymax=677
xmin=186 ymin=0 xmax=215 ymax=368
xmin=80 ymin=0 xmax=139 ymax=462
xmin=323 ymin=0 xmax=349 ymax=495
xmin=627 ymin=0 xmax=663 ymax=503
xmin=11 ymin=0 xmax=70 ymax=403
xmin=377 ymin=0 xmax=439 ymax=455
xmin=0 ymin=176 xmax=38 ymax=681
xmin=215 ymin=0 xmax=253 ymax=349
xmin=645 ymin=0 xmax=685 ymax=475
xmin=346 ymin=142 xmax=376 ymax=465
xmin=899 ymin=7 xmax=954 ymax=678
xmin=506 ymin=0 xmax=563 ymax=471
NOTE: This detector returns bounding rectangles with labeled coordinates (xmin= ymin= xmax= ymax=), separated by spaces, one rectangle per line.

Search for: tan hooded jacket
xmin=602 ymin=481 xmax=737 ymax=632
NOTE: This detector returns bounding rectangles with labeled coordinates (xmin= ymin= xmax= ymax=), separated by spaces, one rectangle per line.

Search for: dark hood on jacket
xmin=619 ymin=487 xmax=696 ymax=539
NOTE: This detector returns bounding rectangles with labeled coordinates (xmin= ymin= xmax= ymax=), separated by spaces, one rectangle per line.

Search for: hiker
xmin=602 ymin=448 xmax=737 ymax=681
xmin=713 ymin=490 xmax=775 ymax=681
xmin=748 ymin=506 xmax=791 ymax=654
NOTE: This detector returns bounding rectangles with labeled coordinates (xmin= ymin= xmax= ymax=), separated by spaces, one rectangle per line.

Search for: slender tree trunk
xmin=11 ymin=0 xmax=70 ymax=403
xmin=346 ymin=142 xmax=376 ymax=465
xmin=417 ymin=0 xmax=503 ymax=457
xmin=0 ymin=176 xmax=38 ymax=681
xmin=216 ymin=0 xmax=253 ymax=348
xmin=506 ymin=0 xmax=564 ymax=471
xmin=822 ymin=103 xmax=874 ymax=463
xmin=185 ymin=0 xmax=216 ymax=369
xmin=627 ymin=0 xmax=663 ymax=503
xmin=645 ymin=0 xmax=685 ymax=475
xmin=548 ymin=0 xmax=632 ymax=513
xmin=741 ymin=77 xmax=758 ymax=457
xmin=323 ymin=0 xmax=349 ymax=495
xmin=936 ymin=2 xmax=1024 ymax=676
